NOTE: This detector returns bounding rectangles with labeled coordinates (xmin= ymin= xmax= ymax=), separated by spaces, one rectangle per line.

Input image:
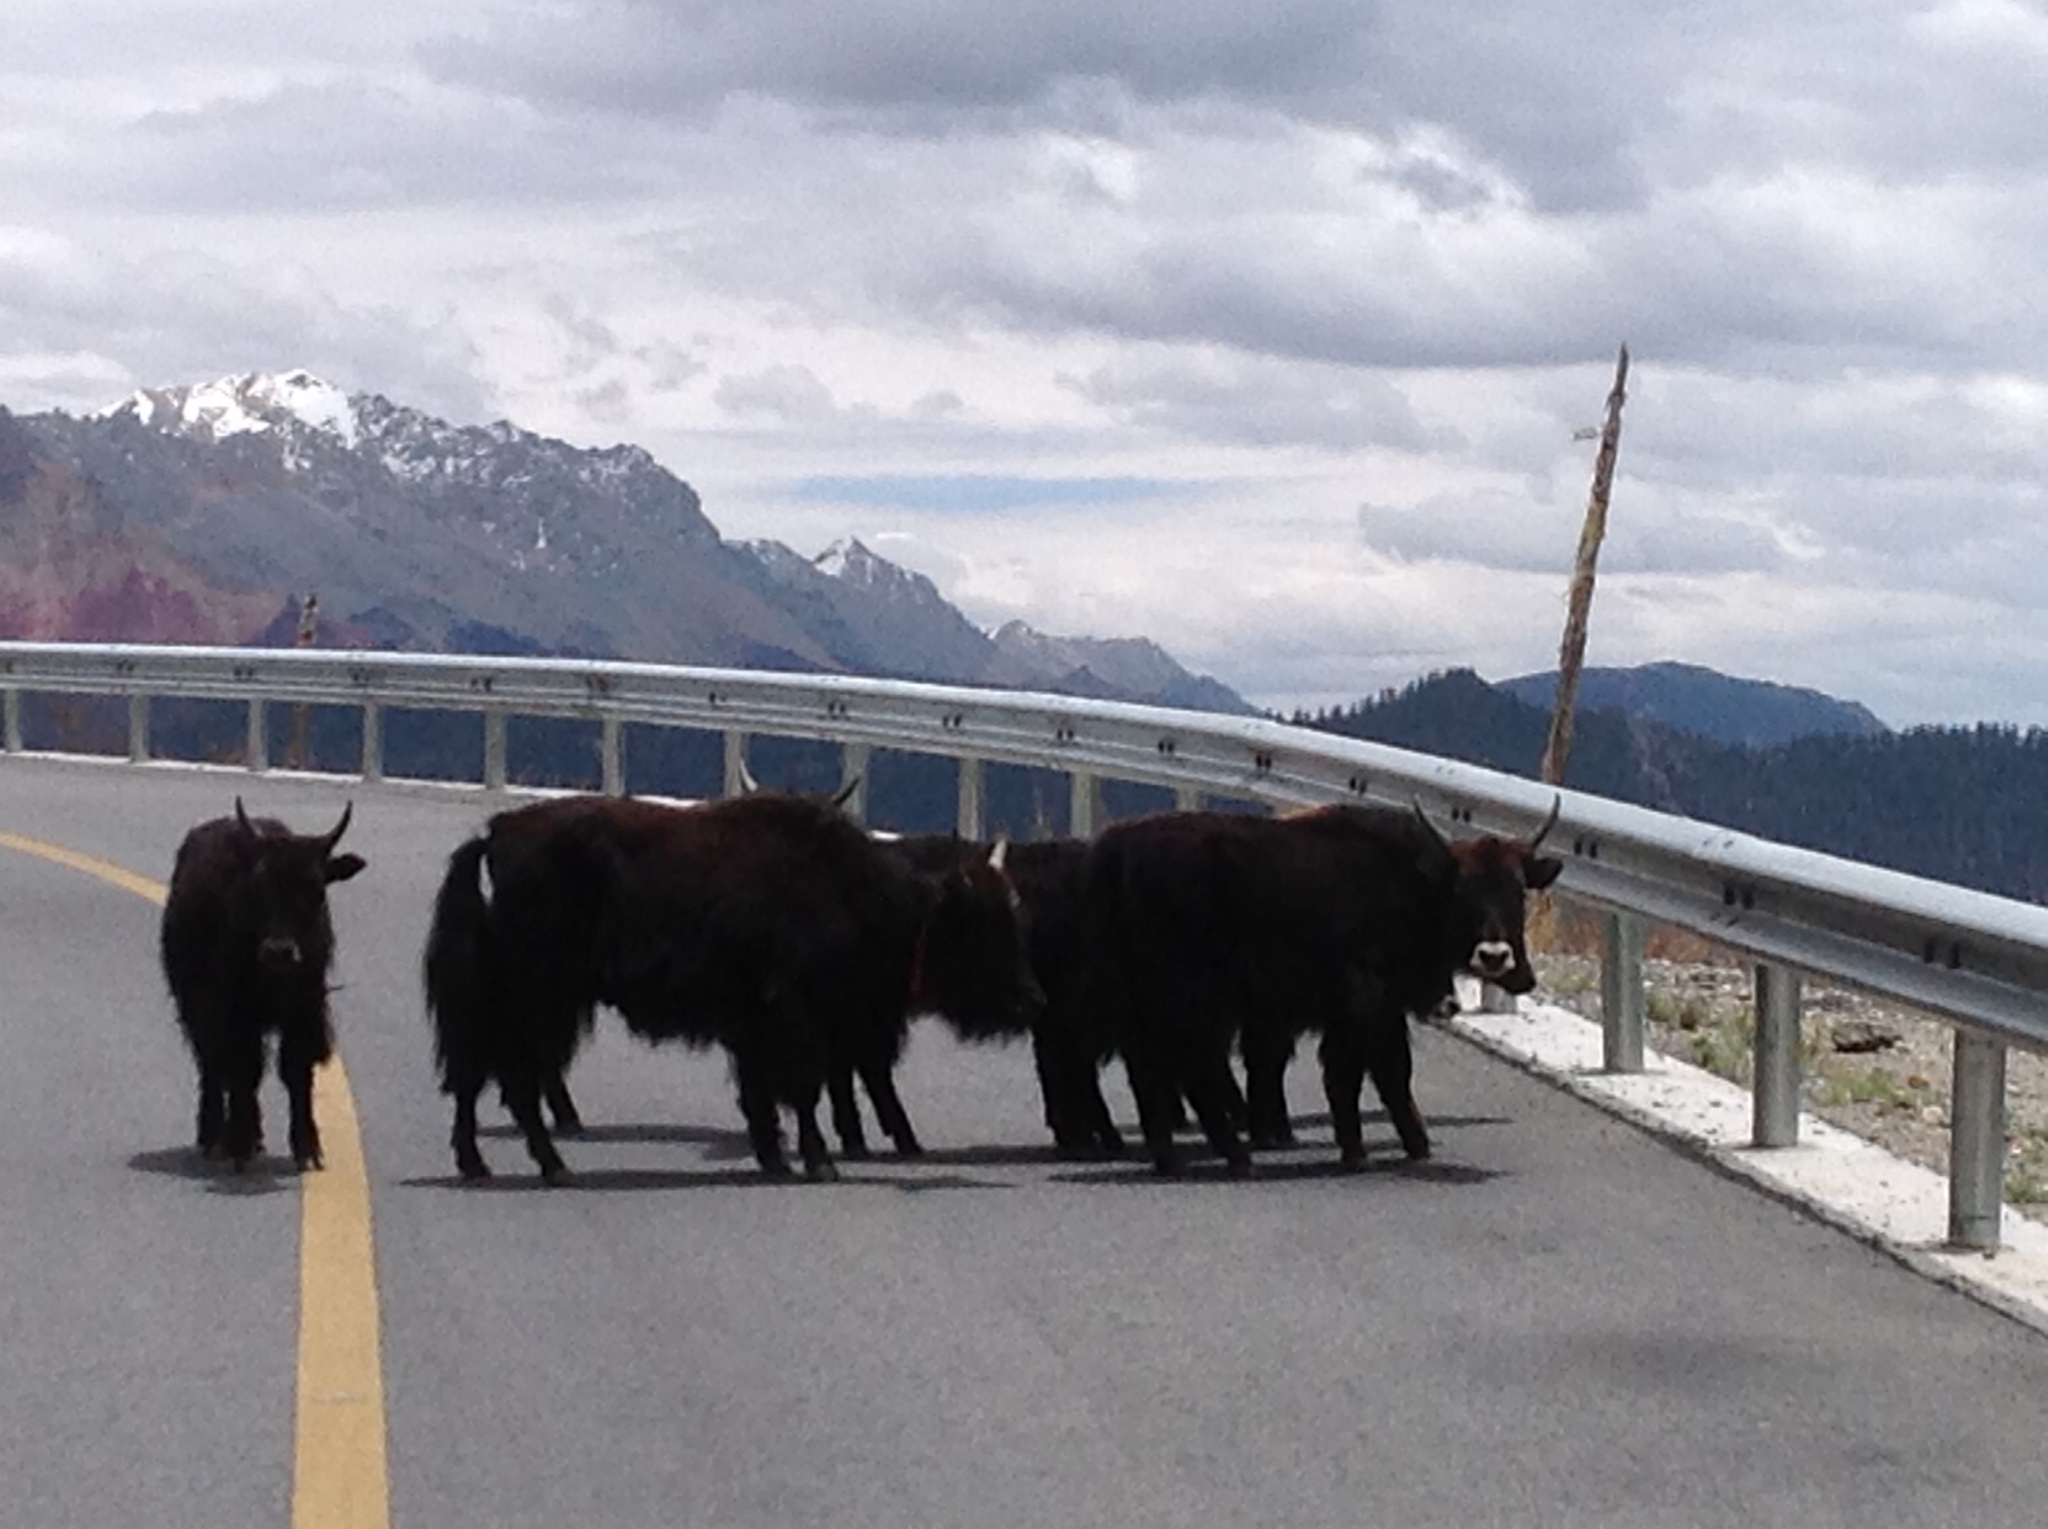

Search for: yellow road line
xmin=0 ymin=828 xmax=391 ymax=1528
xmin=0 ymin=830 xmax=168 ymax=906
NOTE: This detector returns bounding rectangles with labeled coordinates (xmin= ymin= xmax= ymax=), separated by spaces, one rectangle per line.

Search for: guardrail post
xmin=1174 ymin=784 xmax=1202 ymax=812
xmin=1601 ymin=909 xmax=1646 ymax=1072
xmin=361 ymin=702 xmax=384 ymax=783
xmin=723 ymin=730 xmax=748 ymax=799
xmin=1070 ymin=770 xmax=1101 ymax=838
xmin=245 ymin=699 xmax=268 ymax=772
xmin=957 ymin=756 xmax=984 ymax=840
xmin=838 ymin=741 xmax=870 ymax=824
xmin=483 ymin=710 xmax=508 ymax=790
xmin=1950 ymin=1031 xmax=2008 ymax=1250
xmin=600 ymin=717 xmax=625 ymax=796
xmin=3 ymin=688 xmax=19 ymax=753
xmin=127 ymin=694 xmax=150 ymax=763
xmin=1752 ymin=963 xmax=1802 ymax=1147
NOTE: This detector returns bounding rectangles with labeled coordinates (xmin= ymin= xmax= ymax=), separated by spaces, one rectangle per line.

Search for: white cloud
xmin=5 ymin=1 xmax=2048 ymax=727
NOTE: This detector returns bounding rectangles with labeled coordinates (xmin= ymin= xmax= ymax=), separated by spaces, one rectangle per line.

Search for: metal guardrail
xmin=3 ymin=638 xmax=2042 ymax=1244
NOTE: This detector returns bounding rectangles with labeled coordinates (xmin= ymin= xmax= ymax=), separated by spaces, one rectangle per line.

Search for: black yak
xmin=1084 ymin=800 xmax=1561 ymax=1175
xmin=160 ymin=800 xmax=366 ymax=1171
xmin=423 ymin=791 xmax=1041 ymax=1184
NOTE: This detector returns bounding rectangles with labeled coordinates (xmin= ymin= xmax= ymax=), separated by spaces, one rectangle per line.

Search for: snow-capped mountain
xmin=3 ymin=371 xmax=1248 ymax=711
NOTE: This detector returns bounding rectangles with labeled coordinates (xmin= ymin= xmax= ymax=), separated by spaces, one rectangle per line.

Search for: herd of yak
xmin=157 ymin=783 xmax=1564 ymax=1184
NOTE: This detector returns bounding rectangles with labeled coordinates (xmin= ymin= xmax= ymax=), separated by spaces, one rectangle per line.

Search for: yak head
xmin=910 ymin=837 xmax=1046 ymax=1033
xmin=1414 ymin=797 xmax=1563 ymax=996
xmin=233 ymin=799 xmax=367 ymax=975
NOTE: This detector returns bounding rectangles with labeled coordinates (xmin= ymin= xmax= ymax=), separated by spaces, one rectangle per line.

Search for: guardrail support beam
xmin=245 ymin=699 xmax=267 ymax=773
xmin=361 ymin=702 xmax=384 ymax=783
xmin=957 ymin=756 xmax=984 ymax=841
xmin=723 ymin=730 xmax=748 ymax=799
xmin=600 ymin=717 xmax=624 ymax=796
xmin=3 ymin=688 xmax=19 ymax=753
xmin=1752 ymin=962 xmax=1802 ymax=1147
xmin=127 ymin=694 xmax=149 ymax=764
xmin=839 ymin=741 xmax=870 ymax=824
xmin=1070 ymin=770 xmax=1101 ymax=839
xmin=483 ymin=710 xmax=508 ymax=790
xmin=1949 ymin=1031 xmax=2008 ymax=1250
xmin=1601 ymin=909 xmax=1646 ymax=1073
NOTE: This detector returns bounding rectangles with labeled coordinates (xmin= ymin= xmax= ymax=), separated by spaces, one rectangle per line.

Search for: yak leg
xmin=542 ymin=1069 xmax=584 ymax=1135
xmin=194 ymin=1064 xmax=226 ymax=1157
xmin=1320 ymin=1027 xmax=1372 ymax=1170
xmin=498 ymin=1057 xmax=570 ymax=1186
xmin=1181 ymin=1046 xmax=1252 ymax=1177
xmin=219 ymin=1034 xmax=266 ymax=1170
xmin=1241 ymin=1026 xmax=1296 ymax=1148
xmin=445 ymin=1057 xmax=493 ymax=1181
xmin=278 ymin=1025 xmax=326 ymax=1172
xmin=790 ymin=1082 xmax=839 ymax=1183
xmin=1035 ymin=1025 xmax=1123 ymax=1157
xmin=1364 ymin=1019 xmax=1429 ymax=1161
xmin=857 ymin=1057 xmax=921 ymax=1158
xmin=1122 ymin=1034 xmax=1190 ymax=1176
xmin=734 ymin=1049 xmax=792 ymax=1178
xmin=825 ymin=1062 xmax=872 ymax=1160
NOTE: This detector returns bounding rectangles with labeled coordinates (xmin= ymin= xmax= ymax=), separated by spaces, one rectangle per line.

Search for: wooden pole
xmin=1530 ymin=345 xmax=1628 ymax=956
xmin=1540 ymin=345 xmax=1629 ymax=788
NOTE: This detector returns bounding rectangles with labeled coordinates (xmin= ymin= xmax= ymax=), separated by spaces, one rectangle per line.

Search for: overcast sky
xmin=5 ymin=1 xmax=2046 ymax=726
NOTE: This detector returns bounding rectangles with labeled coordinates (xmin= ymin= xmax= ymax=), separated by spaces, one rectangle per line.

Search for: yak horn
xmin=831 ymin=776 xmax=862 ymax=810
xmin=988 ymin=835 xmax=1009 ymax=873
xmin=1529 ymin=795 xmax=1562 ymax=851
xmin=234 ymin=796 xmax=256 ymax=837
xmin=735 ymin=758 xmax=762 ymax=796
xmin=321 ymin=800 xmax=354 ymax=852
xmin=1409 ymin=797 xmax=1453 ymax=853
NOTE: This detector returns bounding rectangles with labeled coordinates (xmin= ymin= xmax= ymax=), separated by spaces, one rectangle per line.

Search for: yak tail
xmin=423 ymin=835 xmax=493 ymax=1087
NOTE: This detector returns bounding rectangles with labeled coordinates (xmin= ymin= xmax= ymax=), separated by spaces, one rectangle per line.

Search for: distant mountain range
xmin=1496 ymin=661 xmax=1886 ymax=750
xmin=1310 ymin=669 xmax=2048 ymax=905
xmin=0 ymin=370 xmax=1248 ymax=713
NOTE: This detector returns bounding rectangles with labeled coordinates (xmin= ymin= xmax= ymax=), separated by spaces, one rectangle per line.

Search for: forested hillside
xmin=1304 ymin=672 xmax=2048 ymax=905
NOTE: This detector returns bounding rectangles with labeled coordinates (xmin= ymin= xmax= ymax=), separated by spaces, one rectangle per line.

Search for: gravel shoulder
xmin=1530 ymin=950 xmax=2048 ymax=1206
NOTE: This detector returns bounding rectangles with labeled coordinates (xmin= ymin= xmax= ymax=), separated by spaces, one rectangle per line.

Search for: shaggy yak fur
xmin=160 ymin=800 xmax=366 ymax=1171
xmin=423 ymin=791 xmax=1041 ymax=1184
xmin=1081 ymin=801 xmax=1561 ymax=1175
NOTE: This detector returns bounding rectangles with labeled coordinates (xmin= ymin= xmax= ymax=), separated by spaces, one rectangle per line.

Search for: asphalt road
xmin=9 ymin=753 xmax=2048 ymax=1528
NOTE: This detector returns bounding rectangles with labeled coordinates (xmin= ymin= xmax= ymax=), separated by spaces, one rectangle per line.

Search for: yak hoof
xmin=295 ymin=1153 xmax=325 ymax=1173
xmin=891 ymin=1138 xmax=925 ymax=1160
xmin=759 ymin=1158 xmax=796 ymax=1180
xmin=539 ymin=1164 xmax=573 ymax=1188
xmin=803 ymin=1159 xmax=841 ymax=1183
xmin=838 ymin=1139 xmax=873 ymax=1162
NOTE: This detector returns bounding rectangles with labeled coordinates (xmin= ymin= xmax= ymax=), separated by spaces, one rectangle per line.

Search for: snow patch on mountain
xmin=98 ymin=369 xmax=360 ymax=449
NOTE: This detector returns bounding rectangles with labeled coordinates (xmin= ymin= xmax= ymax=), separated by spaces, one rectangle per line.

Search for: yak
xmin=159 ymin=800 xmax=366 ymax=1172
xmin=885 ymin=834 xmax=1120 ymax=1155
xmin=1083 ymin=800 xmax=1561 ymax=1175
xmin=423 ymin=791 xmax=1041 ymax=1184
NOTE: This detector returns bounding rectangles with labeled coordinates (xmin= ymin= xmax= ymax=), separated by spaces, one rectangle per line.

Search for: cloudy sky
xmin=5 ymin=1 xmax=2046 ymax=726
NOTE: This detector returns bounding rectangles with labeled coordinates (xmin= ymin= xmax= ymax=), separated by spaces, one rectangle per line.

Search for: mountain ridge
xmin=5 ymin=370 xmax=1250 ymax=713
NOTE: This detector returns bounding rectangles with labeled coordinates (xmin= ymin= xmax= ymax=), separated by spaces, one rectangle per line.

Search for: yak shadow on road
xmin=128 ymin=1144 xmax=295 ymax=1197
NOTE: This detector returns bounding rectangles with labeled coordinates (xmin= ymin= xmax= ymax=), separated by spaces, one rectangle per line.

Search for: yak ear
xmin=1523 ymin=853 xmax=1563 ymax=892
xmin=324 ymin=852 xmax=368 ymax=885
